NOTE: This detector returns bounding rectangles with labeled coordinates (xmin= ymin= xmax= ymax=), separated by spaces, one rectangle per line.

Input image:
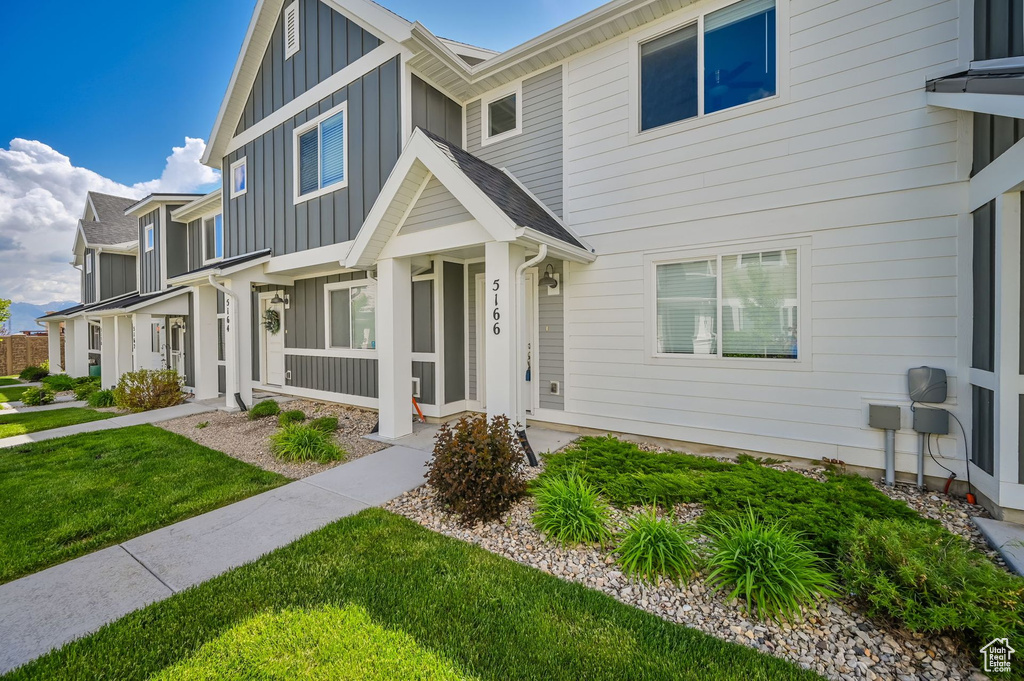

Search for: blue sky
xmin=1 ymin=0 xmax=601 ymax=184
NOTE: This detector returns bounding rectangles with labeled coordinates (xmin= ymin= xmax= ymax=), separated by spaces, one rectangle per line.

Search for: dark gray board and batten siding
xmin=83 ymin=248 xmax=97 ymax=304
xmin=99 ymin=253 xmax=137 ymax=301
xmin=975 ymin=0 xmax=1024 ymax=62
xmin=187 ymin=219 xmax=204 ymax=272
xmin=411 ymin=76 xmax=463 ymax=147
xmin=165 ymin=206 xmax=190 ymax=282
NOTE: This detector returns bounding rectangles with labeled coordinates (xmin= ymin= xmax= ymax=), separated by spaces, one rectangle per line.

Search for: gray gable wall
xmin=139 ymin=209 xmax=161 ymax=294
xmin=411 ymin=75 xmax=463 ymax=147
xmin=165 ymin=205 xmax=189 ymax=281
xmin=99 ymin=253 xmax=137 ymax=301
xmin=83 ymin=248 xmax=97 ymax=304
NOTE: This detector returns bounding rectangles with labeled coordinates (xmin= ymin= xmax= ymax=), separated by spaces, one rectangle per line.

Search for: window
xmin=85 ymin=252 xmax=93 ymax=274
xmin=481 ymin=84 xmax=522 ymax=144
xmin=145 ymin=224 xmax=155 ymax=252
xmin=217 ymin=317 xmax=226 ymax=363
xmin=151 ymin=321 xmax=162 ymax=353
xmin=640 ymin=0 xmax=776 ymax=131
xmin=230 ymin=158 xmax=247 ymax=198
xmin=284 ymin=0 xmax=300 ymax=59
xmin=294 ymin=103 xmax=347 ymax=203
xmin=204 ymin=214 xmax=224 ymax=263
xmin=326 ymin=280 xmax=376 ymax=350
xmin=655 ymin=247 xmax=798 ymax=359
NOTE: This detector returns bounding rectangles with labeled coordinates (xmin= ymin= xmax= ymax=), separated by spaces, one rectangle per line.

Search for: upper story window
xmin=230 ymin=158 xmax=248 ymax=198
xmin=654 ymin=247 xmax=798 ymax=359
xmin=85 ymin=252 xmax=93 ymax=274
xmin=481 ymin=83 xmax=522 ymax=145
xmin=295 ymin=102 xmax=347 ymax=203
xmin=145 ymin=224 xmax=155 ymax=252
xmin=325 ymin=279 xmax=376 ymax=351
xmin=640 ymin=0 xmax=776 ymax=132
xmin=203 ymin=214 xmax=224 ymax=263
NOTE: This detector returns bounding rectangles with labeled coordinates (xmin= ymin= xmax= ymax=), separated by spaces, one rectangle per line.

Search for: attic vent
xmin=284 ymin=1 xmax=300 ymax=59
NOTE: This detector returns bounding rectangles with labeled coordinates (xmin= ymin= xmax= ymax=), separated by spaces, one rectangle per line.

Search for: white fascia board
xmin=517 ymin=227 xmax=597 ymax=263
xmin=170 ymin=189 xmax=224 ymax=223
xmin=265 ymin=241 xmax=354 ymax=273
xmin=927 ymin=91 xmax=1024 ymax=119
xmin=438 ymin=38 xmax=499 ymax=62
xmin=969 ymin=135 xmax=1024 ymax=211
xmin=125 ymin=194 xmax=205 ymax=217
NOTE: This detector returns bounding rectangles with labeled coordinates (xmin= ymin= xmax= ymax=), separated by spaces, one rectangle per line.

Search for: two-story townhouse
xmin=42 ymin=0 xmax=1024 ymax=522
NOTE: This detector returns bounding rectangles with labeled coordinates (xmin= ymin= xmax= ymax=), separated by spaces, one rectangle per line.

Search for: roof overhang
xmin=125 ymin=194 xmax=205 ymax=218
xmin=167 ymin=249 xmax=273 ymax=286
xmin=90 ymin=287 xmax=190 ymax=317
xmin=170 ymin=189 xmax=224 ymax=223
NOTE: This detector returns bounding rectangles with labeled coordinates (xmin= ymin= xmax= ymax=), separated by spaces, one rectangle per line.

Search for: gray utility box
xmin=913 ymin=407 xmax=949 ymax=435
xmin=908 ymin=367 xmax=947 ymax=403
xmin=868 ymin=404 xmax=901 ymax=430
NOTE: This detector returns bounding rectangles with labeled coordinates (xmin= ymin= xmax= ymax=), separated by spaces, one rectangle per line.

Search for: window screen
xmin=640 ymin=25 xmax=698 ymax=130
xmin=721 ymin=249 xmax=797 ymax=358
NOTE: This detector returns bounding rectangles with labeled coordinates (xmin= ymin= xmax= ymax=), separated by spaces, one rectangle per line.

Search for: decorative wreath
xmin=262 ymin=308 xmax=281 ymax=335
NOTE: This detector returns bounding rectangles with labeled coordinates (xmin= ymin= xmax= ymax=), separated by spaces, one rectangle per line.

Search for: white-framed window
xmin=284 ymin=0 xmax=300 ymax=59
xmin=145 ymin=224 xmax=155 ymax=252
xmin=203 ymin=214 xmax=224 ymax=263
xmin=324 ymin=279 xmax=376 ymax=351
xmin=638 ymin=0 xmax=777 ymax=132
xmin=480 ymin=82 xmax=522 ymax=146
xmin=294 ymin=102 xmax=347 ymax=204
xmin=230 ymin=157 xmax=248 ymax=198
xmin=85 ymin=252 xmax=93 ymax=274
xmin=652 ymin=246 xmax=799 ymax=360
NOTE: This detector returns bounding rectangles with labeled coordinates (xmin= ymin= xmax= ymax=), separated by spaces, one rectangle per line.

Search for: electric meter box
xmin=913 ymin=407 xmax=949 ymax=435
xmin=868 ymin=404 xmax=901 ymax=431
xmin=908 ymin=367 xmax=947 ymax=404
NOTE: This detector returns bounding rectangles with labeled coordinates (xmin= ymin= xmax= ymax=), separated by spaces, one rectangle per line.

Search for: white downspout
xmin=514 ymin=244 xmax=547 ymax=428
xmin=207 ymin=274 xmax=246 ymax=411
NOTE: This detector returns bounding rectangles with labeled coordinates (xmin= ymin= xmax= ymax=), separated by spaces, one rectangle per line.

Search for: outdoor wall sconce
xmin=270 ymin=293 xmax=290 ymax=309
xmin=539 ymin=264 xmax=558 ymax=288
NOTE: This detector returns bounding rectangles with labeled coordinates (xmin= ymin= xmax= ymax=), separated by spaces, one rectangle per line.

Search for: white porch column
xmin=67 ymin=317 xmax=90 ymax=378
xmin=114 ymin=315 xmax=134 ymax=387
xmin=378 ymin=257 xmax=413 ymax=439
xmin=222 ymin=276 xmax=254 ymax=410
xmin=46 ymin=321 xmax=63 ymax=373
xmin=100 ymin=316 xmax=117 ymax=388
xmin=192 ymin=286 xmax=220 ymax=400
xmin=484 ymin=241 xmax=525 ymax=422
xmin=131 ymin=313 xmax=152 ymax=371
xmin=994 ymin=192 xmax=1023 ymax=510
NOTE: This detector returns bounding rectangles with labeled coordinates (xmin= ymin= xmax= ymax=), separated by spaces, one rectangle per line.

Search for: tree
xmin=0 ymin=298 xmax=9 ymax=337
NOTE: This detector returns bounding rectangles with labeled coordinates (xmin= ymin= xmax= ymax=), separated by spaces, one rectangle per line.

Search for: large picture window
xmin=295 ymin=103 xmax=347 ymax=202
xmin=326 ymin=281 xmax=376 ymax=350
xmin=640 ymin=0 xmax=777 ymax=131
xmin=655 ymin=247 xmax=798 ymax=359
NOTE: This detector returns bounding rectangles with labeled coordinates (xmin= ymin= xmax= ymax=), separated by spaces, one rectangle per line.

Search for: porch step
xmin=973 ymin=517 xmax=1024 ymax=576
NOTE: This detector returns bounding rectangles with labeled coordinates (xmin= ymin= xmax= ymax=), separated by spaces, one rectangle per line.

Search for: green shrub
xmin=270 ymin=424 xmax=346 ymax=463
xmin=73 ymin=383 xmax=98 ymax=401
xmin=615 ymin=508 xmax=699 ymax=584
xmin=195 ymin=421 xmax=210 ymax=429
xmin=841 ymin=517 xmax=1024 ymax=647
xmin=87 ymin=390 xmax=116 ymax=408
xmin=248 ymin=399 xmax=281 ymax=420
xmin=42 ymin=374 xmax=74 ymax=392
xmin=310 ymin=416 xmax=339 ymax=433
xmin=20 ymin=387 xmax=55 ymax=406
xmin=705 ymin=508 xmax=837 ymax=621
xmin=18 ymin=365 xmax=49 ymax=382
xmin=278 ymin=409 xmax=306 ymax=427
xmin=112 ymin=369 xmax=185 ymax=412
xmin=427 ymin=414 xmax=526 ymax=525
xmin=72 ymin=376 xmax=98 ymax=386
xmin=531 ymin=471 xmax=612 ymax=545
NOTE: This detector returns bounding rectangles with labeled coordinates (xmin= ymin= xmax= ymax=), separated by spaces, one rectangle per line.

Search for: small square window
xmin=85 ymin=252 xmax=93 ymax=274
xmin=145 ymin=224 xmax=155 ymax=252
xmin=230 ymin=158 xmax=247 ymax=198
xmin=482 ymin=86 xmax=522 ymax=144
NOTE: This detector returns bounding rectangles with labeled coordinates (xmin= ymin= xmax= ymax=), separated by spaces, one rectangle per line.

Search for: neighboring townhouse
xmin=42 ymin=0 xmax=1024 ymax=522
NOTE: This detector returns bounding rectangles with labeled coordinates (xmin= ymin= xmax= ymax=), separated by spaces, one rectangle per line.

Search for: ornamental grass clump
xmin=18 ymin=365 xmax=49 ymax=382
xmin=73 ymin=382 xmax=98 ymax=401
xmin=248 ymin=399 xmax=281 ymax=420
xmin=87 ymin=389 xmax=116 ymax=408
xmin=531 ymin=471 xmax=612 ymax=545
xmin=615 ymin=507 xmax=699 ymax=584
xmin=112 ymin=369 xmax=185 ymax=412
xmin=705 ymin=508 xmax=837 ymax=621
xmin=270 ymin=424 xmax=346 ymax=463
xmin=20 ymin=387 xmax=55 ymax=406
xmin=41 ymin=374 xmax=74 ymax=392
xmin=310 ymin=416 xmax=339 ymax=433
xmin=278 ymin=409 xmax=306 ymax=427
xmin=427 ymin=414 xmax=526 ymax=525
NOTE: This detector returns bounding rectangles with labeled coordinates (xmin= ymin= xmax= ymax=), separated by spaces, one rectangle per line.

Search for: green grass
xmin=0 ymin=408 xmax=117 ymax=439
xmin=4 ymin=510 xmax=820 ymax=681
xmin=0 ymin=377 xmax=21 ymax=387
xmin=0 ymin=386 xmax=32 ymax=404
xmin=0 ymin=425 xmax=288 ymax=584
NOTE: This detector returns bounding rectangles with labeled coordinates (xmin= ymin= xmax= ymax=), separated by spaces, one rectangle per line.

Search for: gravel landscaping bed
xmin=160 ymin=400 xmax=386 ymax=478
xmin=386 ymin=447 xmax=995 ymax=681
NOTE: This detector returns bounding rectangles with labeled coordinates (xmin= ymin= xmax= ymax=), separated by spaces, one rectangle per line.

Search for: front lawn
xmin=0 ymin=407 xmax=117 ymax=439
xmin=0 ymin=386 xmax=32 ymax=404
xmin=0 ymin=425 xmax=288 ymax=584
xmin=5 ymin=510 xmax=819 ymax=681
xmin=0 ymin=377 xmax=20 ymax=387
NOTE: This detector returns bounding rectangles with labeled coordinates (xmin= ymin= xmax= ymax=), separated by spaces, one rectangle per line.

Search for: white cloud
xmin=0 ymin=137 xmax=220 ymax=305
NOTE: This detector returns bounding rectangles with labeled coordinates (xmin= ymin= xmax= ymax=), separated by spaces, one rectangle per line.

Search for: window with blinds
xmin=296 ymin=105 xmax=347 ymax=201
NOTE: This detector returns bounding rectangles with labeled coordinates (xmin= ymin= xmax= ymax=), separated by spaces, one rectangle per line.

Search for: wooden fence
xmin=0 ymin=333 xmax=60 ymax=377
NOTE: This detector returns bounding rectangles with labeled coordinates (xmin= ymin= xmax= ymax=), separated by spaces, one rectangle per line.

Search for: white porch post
xmin=192 ymin=286 xmax=220 ymax=400
xmin=114 ymin=315 xmax=134 ymax=387
xmin=46 ymin=321 xmax=63 ymax=373
xmin=994 ymin=192 xmax=1023 ymax=506
xmin=484 ymin=241 xmax=525 ymax=421
xmin=100 ymin=316 xmax=117 ymax=388
xmin=68 ymin=317 xmax=90 ymax=378
xmin=131 ymin=313 xmax=152 ymax=371
xmin=222 ymin=276 xmax=254 ymax=410
xmin=378 ymin=257 xmax=413 ymax=439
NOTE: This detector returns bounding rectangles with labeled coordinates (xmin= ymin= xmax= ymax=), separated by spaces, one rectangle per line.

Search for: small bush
xmin=72 ymin=376 xmax=98 ymax=386
xmin=532 ymin=471 xmax=612 ymax=545
xmin=615 ymin=508 xmax=699 ymax=584
xmin=73 ymin=383 xmax=98 ymax=401
xmin=87 ymin=390 xmax=116 ymax=408
xmin=248 ymin=399 xmax=281 ymax=420
xmin=278 ymin=409 xmax=306 ymax=427
xmin=427 ymin=414 xmax=526 ymax=525
xmin=195 ymin=421 xmax=210 ymax=429
xmin=841 ymin=517 xmax=1024 ymax=647
xmin=42 ymin=374 xmax=75 ymax=392
xmin=270 ymin=424 xmax=345 ymax=463
xmin=112 ymin=369 xmax=185 ymax=412
xmin=18 ymin=365 xmax=49 ymax=382
xmin=310 ymin=416 xmax=339 ymax=433
xmin=20 ymin=387 xmax=55 ymax=406
xmin=705 ymin=508 xmax=837 ymax=621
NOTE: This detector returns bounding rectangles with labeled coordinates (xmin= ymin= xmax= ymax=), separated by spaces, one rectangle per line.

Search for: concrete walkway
xmin=1 ymin=394 xmax=79 ymax=409
xmin=0 ymin=444 xmax=430 ymax=674
xmin=0 ymin=401 xmax=216 ymax=449
xmin=974 ymin=517 xmax=1024 ymax=576
xmin=1 ymin=399 xmax=87 ymax=414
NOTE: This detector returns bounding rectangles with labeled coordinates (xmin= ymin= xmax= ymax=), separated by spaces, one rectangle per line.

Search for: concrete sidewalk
xmin=0 ymin=401 xmax=216 ymax=449
xmin=0 ymin=444 xmax=430 ymax=674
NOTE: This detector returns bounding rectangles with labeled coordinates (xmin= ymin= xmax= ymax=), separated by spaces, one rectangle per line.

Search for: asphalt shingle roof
xmin=82 ymin=192 xmax=139 ymax=246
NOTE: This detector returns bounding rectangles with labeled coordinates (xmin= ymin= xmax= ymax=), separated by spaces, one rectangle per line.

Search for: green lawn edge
xmin=0 ymin=386 xmax=32 ymax=404
xmin=5 ymin=509 xmax=822 ymax=681
xmin=0 ymin=408 xmax=117 ymax=439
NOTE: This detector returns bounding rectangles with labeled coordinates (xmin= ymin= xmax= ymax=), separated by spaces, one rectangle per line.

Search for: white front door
xmin=168 ymin=318 xmax=186 ymax=380
xmin=524 ymin=271 xmax=537 ymax=415
xmin=262 ymin=297 xmax=285 ymax=386
xmin=475 ymin=274 xmax=487 ymax=409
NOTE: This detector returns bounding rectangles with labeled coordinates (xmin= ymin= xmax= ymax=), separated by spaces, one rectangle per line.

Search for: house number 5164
xmin=492 ymin=279 xmax=501 ymax=335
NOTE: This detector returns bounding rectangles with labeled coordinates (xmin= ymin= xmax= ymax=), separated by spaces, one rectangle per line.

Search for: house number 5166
xmin=492 ymin=279 xmax=501 ymax=335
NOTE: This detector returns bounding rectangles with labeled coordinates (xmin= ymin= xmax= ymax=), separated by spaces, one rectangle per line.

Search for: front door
xmin=523 ymin=271 xmax=537 ymax=415
xmin=262 ymin=296 xmax=285 ymax=386
xmin=168 ymin=318 xmax=186 ymax=380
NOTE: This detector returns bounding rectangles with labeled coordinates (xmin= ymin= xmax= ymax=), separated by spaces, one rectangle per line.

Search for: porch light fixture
xmin=539 ymin=264 xmax=558 ymax=288
xmin=270 ymin=293 xmax=290 ymax=308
